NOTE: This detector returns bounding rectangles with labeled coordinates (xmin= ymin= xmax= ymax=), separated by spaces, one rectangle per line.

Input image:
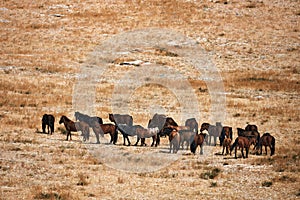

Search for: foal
xmin=169 ymin=130 xmax=180 ymax=153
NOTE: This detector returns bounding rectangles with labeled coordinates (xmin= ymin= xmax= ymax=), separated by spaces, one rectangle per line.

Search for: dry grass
xmin=0 ymin=0 xmax=299 ymax=199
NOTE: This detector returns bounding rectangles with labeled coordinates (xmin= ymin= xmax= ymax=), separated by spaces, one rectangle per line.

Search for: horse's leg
xmin=141 ymin=138 xmax=146 ymax=146
xmin=265 ymin=145 xmax=267 ymax=155
xmin=122 ymin=134 xmax=126 ymax=145
xmin=109 ymin=133 xmax=113 ymax=143
xmin=245 ymin=147 xmax=249 ymax=158
xmin=95 ymin=132 xmax=100 ymax=144
xmin=235 ymin=146 xmax=238 ymax=159
xmin=126 ymin=135 xmax=131 ymax=146
xmin=155 ymin=135 xmax=160 ymax=147
xmin=222 ymin=145 xmax=225 ymax=155
xmin=241 ymin=147 xmax=245 ymax=158
xmin=151 ymin=136 xmax=155 ymax=147
xmin=200 ymin=144 xmax=203 ymax=155
xmin=134 ymin=137 xmax=139 ymax=146
xmin=169 ymin=142 xmax=172 ymax=153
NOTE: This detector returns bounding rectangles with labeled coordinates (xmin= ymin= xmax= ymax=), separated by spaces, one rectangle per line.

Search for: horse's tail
xmin=271 ymin=136 xmax=275 ymax=156
xmin=230 ymin=137 xmax=238 ymax=152
xmin=190 ymin=140 xmax=197 ymax=154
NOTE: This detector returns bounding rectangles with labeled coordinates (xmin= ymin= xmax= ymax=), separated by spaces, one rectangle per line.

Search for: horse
xmin=74 ymin=111 xmax=103 ymax=127
xmin=222 ymin=137 xmax=232 ymax=155
xmin=148 ymin=113 xmax=178 ymax=147
xmin=190 ymin=133 xmax=206 ymax=155
xmin=237 ymin=128 xmax=260 ymax=148
xmin=109 ymin=113 xmax=133 ymax=126
xmin=258 ymin=133 xmax=275 ymax=156
xmin=169 ymin=130 xmax=180 ymax=153
xmin=134 ymin=126 xmax=159 ymax=146
xmin=59 ymin=115 xmax=90 ymax=141
xmin=167 ymin=125 xmax=190 ymax=132
xmin=179 ymin=131 xmax=195 ymax=150
xmin=219 ymin=126 xmax=233 ymax=146
xmin=245 ymin=124 xmax=258 ymax=132
xmin=230 ymin=136 xmax=251 ymax=159
xmin=42 ymin=114 xmax=55 ymax=134
xmin=91 ymin=121 xmax=118 ymax=144
xmin=116 ymin=124 xmax=141 ymax=146
xmin=200 ymin=122 xmax=223 ymax=146
xmin=185 ymin=118 xmax=198 ymax=133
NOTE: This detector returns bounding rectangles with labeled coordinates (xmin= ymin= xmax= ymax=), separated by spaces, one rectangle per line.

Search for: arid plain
xmin=0 ymin=0 xmax=299 ymax=199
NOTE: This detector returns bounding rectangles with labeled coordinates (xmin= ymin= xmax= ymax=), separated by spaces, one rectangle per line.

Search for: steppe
xmin=0 ymin=0 xmax=299 ymax=199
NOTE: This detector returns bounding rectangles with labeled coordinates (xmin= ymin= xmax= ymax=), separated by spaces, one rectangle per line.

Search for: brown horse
xmin=91 ymin=121 xmax=118 ymax=144
xmin=222 ymin=137 xmax=232 ymax=155
xmin=230 ymin=136 xmax=251 ymax=159
xmin=134 ymin=126 xmax=159 ymax=146
xmin=190 ymin=133 xmax=206 ymax=155
xmin=200 ymin=122 xmax=223 ymax=146
xmin=169 ymin=130 xmax=180 ymax=153
xmin=168 ymin=125 xmax=190 ymax=132
xmin=219 ymin=126 xmax=233 ymax=146
xmin=109 ymin=113 xmax=133 ymax=126
xmin=245 ymin=124 xmax=258 ymax=132
xmin=185 ymin=118 xmax=198 ymax=133
xmin=179 ymin=131 xmax=195 ymax=150
xmin=237 ymin=128 xmax=260 ymax=148
xmin=59 ymin=115 xmax=90 ymax=141
xmin=258 ymin=133 xmax=275 ymax=156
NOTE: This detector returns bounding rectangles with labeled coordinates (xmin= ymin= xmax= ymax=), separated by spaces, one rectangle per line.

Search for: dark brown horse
xmin=185 ymin=118 xmax=198 ymax=133
xmin=91 ymin=121 xmax=118 ymax=144
xmin=169 ymin=130 xmax=180 ymax=153
xmin=59 ymin=115 xmax=90 ymax=141
xmin=245 ymin=124 xmax=258 ymax=132
xmin=200 ymin=122 xmax=223 ymax=146
xmin=222 ymin=137 xmax=232 ymax=155
xmin=258 ymin=133 xmax=275 ymax=156
xmin=190 ymin=133 xmax=206 ymax=155
xmin=230 ymin=136 xmax=252 ymax=159
xmin=219 ymin=126 xmax=233 ymax=146
xmin=237 ymin=127 xmax=260 ymax=148
xmin=109 ymin=113 xmax=133 ymax=126
xmin=42 ymin=114 xmax=55 ymax=134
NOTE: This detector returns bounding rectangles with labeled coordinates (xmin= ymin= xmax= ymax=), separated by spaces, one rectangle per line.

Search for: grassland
xmin=0 ymin=0 xmax=299 ymax=199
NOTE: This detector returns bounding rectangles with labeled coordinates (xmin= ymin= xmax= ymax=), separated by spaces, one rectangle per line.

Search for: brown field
xmin=0 ymin=0 xmax=299 ymax=199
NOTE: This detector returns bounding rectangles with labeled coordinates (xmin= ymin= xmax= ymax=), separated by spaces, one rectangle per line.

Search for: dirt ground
xmin=0 ymin=0 xmax=299 ymax=199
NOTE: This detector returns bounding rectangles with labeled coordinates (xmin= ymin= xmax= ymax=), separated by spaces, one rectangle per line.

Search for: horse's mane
xmin=62 ymin=115 xmax=72 ymax=122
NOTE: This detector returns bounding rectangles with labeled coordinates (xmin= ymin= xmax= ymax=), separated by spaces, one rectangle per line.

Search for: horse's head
xmin=74 ymin=112 xmax=79 ymax=121
xmin=200 ymin=123 xmax=209 ymax=132
xmin=59 ymin=116 xmax=65 ymax=124
xmin=108 ymin=114 xmax=115 ymax=122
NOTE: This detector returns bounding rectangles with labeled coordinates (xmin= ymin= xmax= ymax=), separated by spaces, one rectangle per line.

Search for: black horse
xmin=42 ymin=114 xmax=55 ymax=134
xmin=74 ymin=111 xmax=103 ymax=127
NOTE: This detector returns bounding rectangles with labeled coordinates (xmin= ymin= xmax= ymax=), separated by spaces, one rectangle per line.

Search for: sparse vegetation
xmin=0 ymin=0 xmax=299 ymax=199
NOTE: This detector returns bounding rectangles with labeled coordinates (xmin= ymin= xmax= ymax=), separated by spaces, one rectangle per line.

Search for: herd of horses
xmin=41 ymin=112 xmax=276 ymax=158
